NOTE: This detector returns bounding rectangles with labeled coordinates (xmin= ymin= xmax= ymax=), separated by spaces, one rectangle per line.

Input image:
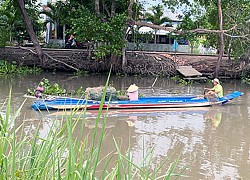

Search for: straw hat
xmin=213 ymin=78 xmax=220 ymax=84
xmin=127 ymin=84 xmax=138 ymax=93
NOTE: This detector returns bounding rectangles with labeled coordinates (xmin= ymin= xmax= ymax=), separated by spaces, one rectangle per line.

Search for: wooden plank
xmin=184 ymin=77 xmax=207 ymax=80
xmin=177 ymin=66 xmax=203 ymax=77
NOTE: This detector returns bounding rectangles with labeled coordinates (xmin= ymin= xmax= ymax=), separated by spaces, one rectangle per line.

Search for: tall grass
xmin=0 ymin=80 xmax=186 ymax=179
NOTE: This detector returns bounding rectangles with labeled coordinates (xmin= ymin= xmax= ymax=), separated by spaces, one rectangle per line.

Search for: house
xmin=126 ymin=21 xmax=190 ymax=53
xmin=39 ymin=0 xmax=67 ymax=47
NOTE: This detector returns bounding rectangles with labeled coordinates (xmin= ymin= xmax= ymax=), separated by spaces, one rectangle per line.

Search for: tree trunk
xmin=227 ymin=37 xmax=232 ymax=61
xmin=128 ymin=0 xmax=134 ymax=20
xmin=154 ymin=30 xmax=157 ymax=44
xmin=54 ymin=23 xmax=58 ymax=39
xmin=95 ymin=0 xmax=100 ymax=16
xmin=122 ymin=46 xmax=127 ymax=69
xmin=215 ymin=0 xmax=224 ymax=77
xmin=16 ymin=0 xmax=45 ymax=65
xmin=63 ymin=24 xmax=66 ymax=41
xmin=121 ymin=0 xmax=135 ymax=69
xmin=111 ymin=0 xmax=116 ymax=17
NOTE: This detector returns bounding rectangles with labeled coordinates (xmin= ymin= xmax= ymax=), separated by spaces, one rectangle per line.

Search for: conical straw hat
xmin=127 ymin=84 xmax=138 ymax=93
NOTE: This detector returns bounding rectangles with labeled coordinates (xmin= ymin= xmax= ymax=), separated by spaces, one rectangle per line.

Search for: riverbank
xmin=0 ymin=46 xmax=244 ymax=78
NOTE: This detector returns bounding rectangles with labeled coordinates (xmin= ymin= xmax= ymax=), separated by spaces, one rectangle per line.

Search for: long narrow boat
xmin=31 ymin=91 xmax=243 ymax=111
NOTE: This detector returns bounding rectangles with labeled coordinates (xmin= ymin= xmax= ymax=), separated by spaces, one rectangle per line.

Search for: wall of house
xmin=127 ymin=42 xmax=190 ymax=53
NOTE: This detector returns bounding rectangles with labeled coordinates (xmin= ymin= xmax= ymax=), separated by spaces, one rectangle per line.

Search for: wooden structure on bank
xmin=177 ymin=66 xmax=207 ymax=80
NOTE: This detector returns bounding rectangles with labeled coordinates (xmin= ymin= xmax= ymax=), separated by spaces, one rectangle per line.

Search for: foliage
xmin=163 ymin=0 xmax=250 ymax=58
xmin=74 ymin=70 xmax=89 ymax=76
xmin=27 ymin=78 xmax=85 ymax=97
xmin=0 ymin=0 xmax=44 ymax=44
xmin=171 ymin=75 xmax=189 ymax=85
xmin=0 ymin=60 xmax=42 ymax=77
xmin=71 ymin=6 xmax=127 ymax=60
xmin=143 ymin=4 xmax=172 ymax=44
xmin=144 ymin=4 xmax=171 ymax=25
xmin=39 ymin=1 xmax=71 ymax=39
xmin=0 ymin=1 xmax=10 ymax=46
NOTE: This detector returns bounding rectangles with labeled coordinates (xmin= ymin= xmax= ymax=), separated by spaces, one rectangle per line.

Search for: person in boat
xmin=204 ymin=78 xmax=223 ymax=98
xmin=35 ymin=81 xmax=45 ymax=98
xmin=127 ymin=84 xmax=139 ymax=100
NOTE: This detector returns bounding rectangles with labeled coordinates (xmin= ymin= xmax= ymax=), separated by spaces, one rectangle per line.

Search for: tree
xmin=144 ymin=4 xmax=171 ymax=44
xmin=40 ymin=1 xmax=69 ymax=40
xmin=189 ymin=0 xmax=250 ymax=76
xmin=66 ymin=0 xmax=137 ymax=70
xmin=0 ymin=0 xmax=43 ymax=44
xmin=147 ymin=0 xmax=250 ymax=76
xmin=216 ymin=0 xmax=224 ymax=77
xmin=16 ymin=0 xmax=45 ymax=64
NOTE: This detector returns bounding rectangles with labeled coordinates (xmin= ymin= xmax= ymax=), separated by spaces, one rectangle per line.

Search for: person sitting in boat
xmin=127 ymin=84 xmax=139 ymax=100
xmin=204 ymin=78 xmax=223 ymax=98
xmin=35 ymin=82 xmax=45 ymax=98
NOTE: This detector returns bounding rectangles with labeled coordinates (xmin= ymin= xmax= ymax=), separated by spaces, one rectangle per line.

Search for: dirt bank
xmin=0 ymin=47 xmax=244 ymax=78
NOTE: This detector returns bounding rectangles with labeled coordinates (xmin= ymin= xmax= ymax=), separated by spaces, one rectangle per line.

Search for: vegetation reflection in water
xmin=0 ymin=78 xmax=187 ymax=179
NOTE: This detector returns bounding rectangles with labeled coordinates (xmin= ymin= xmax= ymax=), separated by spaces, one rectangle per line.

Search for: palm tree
xmin=144 ymin=5 xmax=171 ymax=44
xmin=40 ymin=1 xmax=68 ymax=40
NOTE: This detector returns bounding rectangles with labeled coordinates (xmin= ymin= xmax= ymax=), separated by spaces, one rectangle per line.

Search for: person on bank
xmin=204 ymin=78 xmax=223 ymax=98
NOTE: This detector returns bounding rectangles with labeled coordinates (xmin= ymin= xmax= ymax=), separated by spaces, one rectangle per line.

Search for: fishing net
xmin=85 ymin=86 xmax=118 ymax=101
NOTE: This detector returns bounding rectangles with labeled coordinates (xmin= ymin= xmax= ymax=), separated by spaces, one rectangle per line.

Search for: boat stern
xmin=31 ymin=100 xmax=55 ymax=111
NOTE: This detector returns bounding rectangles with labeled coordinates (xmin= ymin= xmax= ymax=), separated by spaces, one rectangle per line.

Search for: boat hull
xmin=31 ymin=91 xmax=243 ymax=111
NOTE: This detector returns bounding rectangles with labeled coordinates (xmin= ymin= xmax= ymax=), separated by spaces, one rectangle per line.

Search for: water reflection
xmin=204 ymin=106 xmax=223 ymax=129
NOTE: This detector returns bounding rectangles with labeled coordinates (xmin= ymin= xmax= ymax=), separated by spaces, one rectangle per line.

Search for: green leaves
xmin=71 ymin=7 xmax=127 ymax=59
xmin=0 ymin=0 xmax=44 ymax=44
xmin=0 ymin=60 xmax=42 ymax=77
xmin=144 ymin=4 xmax=171 ymax=25
xmin=166 ymin=0 xmax=250 ymax=58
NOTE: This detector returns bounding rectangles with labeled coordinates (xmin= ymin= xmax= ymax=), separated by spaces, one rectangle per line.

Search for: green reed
xmin=0 ymin=78 xmax=187 ymax=179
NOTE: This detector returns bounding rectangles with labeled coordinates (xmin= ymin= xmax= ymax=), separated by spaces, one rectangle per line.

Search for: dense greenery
xmin=0 ymin=60 xmax=42 ymax=77
xmin=0 ymin=0 xmax=249 ymax=73
xmin=164 ymin=0 xmax=250 ymax=58
xmin=144 ymin=4 xmax=171 ymax=44
xmin=26 ymin=78 xmax=85 ymax=97
xmin=0 ymin=0 xmax=44 ymax=45
xmin=1 ymin=0 xmax=249 ymax=53
xmin=67 ymin=5 xmax=126 ymax=59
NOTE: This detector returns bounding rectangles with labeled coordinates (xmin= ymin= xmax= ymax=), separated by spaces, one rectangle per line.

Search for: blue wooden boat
xmin=31 ymin=91 xmax=243 ymax=111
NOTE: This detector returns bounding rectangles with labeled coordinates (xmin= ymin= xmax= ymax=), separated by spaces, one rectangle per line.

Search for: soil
xmin=0 ymin=47 xmax=246 ymax=78
xmin=127 ymin=51 xmax=241 ymax=78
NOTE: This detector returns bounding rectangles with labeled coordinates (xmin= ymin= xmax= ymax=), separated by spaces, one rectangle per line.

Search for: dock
xmin=176 ymin=66 xmax=207 ymax=80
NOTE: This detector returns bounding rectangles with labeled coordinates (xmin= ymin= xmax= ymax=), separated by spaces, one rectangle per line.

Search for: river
xmin=0 ymin=72 xmax=250 ymax=179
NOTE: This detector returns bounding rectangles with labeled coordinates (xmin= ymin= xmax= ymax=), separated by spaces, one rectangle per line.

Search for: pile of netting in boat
xmin=85 ymin=86 xmax=128 ymax=101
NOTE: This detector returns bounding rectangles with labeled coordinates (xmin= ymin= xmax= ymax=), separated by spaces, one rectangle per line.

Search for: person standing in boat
xmin=127 ymin=84 xmax=139 ymax=100
xmin=204 ymin=78 xmax=223 ymax=98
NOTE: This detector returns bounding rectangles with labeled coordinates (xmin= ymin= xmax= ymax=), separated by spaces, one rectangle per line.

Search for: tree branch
xmin=19 ymin=47 xmax=79 ymax=71
xmin=131 ymin=21 xmax=176 ymax=32
xmin=44 ymin=53 xmax=79 ymax=71
xmin=130 ymin=21 xmax=239 ymax=36
xmin=224 ymin=33 xmax=250 ymax=40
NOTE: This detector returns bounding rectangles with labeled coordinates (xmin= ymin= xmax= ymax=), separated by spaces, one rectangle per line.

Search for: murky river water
xmin=1 ymin=72 xmax=250 ymax=179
